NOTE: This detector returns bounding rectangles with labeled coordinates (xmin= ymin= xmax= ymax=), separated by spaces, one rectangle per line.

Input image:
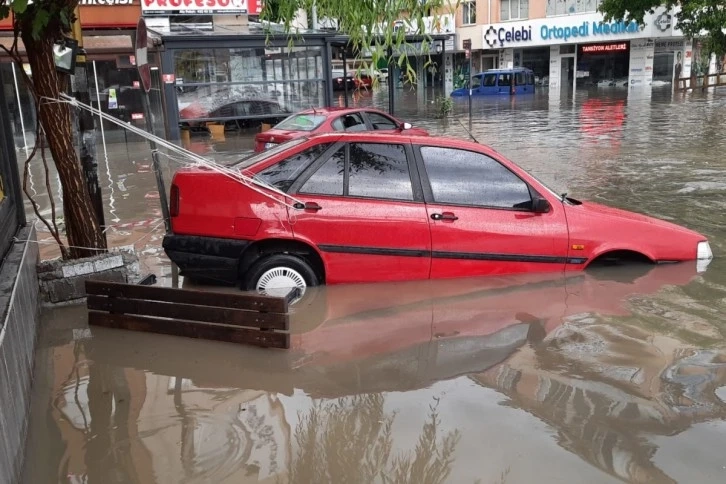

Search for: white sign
xmin=373 ymin=14 xmax=456 ymax=37
xmin=628 ymin=38 xmax=655 ymax=88
xmin=141 ymin=0 xmax=255 ymax=15
xmin=481 ymin=8 xmax=679 ymax=50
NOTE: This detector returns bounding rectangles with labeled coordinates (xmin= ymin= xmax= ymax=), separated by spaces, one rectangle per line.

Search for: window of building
xmin=501 ymin=0 xmax=529 ymax=20
xmin=462 ymin=0 xmax=476 ymax=25
xmin=547 ymin=0 xmax=600 ymax=16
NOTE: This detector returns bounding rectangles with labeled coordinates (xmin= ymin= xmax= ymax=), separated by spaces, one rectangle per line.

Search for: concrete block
xmin=93 ymin=255 xmax=124 ymax=273
xmin=46 ymin=269 xmax=127 ymax=304
xmin=61 ymin=261 xmax=95 ymax=278
xmin=36 ymin=259 xmax=60 ymax=274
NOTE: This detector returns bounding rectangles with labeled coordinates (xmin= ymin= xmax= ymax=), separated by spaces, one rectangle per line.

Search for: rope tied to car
xmin=46 ymin=94 xmax=308 ymax=211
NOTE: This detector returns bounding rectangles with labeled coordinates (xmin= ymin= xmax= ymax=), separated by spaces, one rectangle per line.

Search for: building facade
xmin=452 ymin=0 xmax=700 ymax=93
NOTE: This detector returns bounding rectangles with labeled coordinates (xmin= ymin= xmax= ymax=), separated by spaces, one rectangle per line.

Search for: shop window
xmin=174 ymin=46 xmax=326 ymax=126
xmin=462 ymin=0 xmax=476 ymax=25
xmin=501 ymin=0 xmax=528 ymax=20
xmin=547 ymin=0 xmax=600 ymax=16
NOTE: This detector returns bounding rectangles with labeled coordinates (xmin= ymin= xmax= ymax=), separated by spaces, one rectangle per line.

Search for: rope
xmin=46 ymin=95 xmax=308 ymax=211
xmin=15 ymin=220 xmax=166 ymax=254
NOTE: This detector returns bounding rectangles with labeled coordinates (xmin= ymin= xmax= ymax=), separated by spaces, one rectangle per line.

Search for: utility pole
xmin=71 ymin=7 xmax=106 ymax=242
xmin=311 ymin=1 xmax=318 ymax=30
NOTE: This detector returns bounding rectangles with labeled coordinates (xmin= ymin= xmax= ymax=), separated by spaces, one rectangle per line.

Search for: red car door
xmin=414 ymin=144 xmax=571 ymax=278
xmin=288 ymin=140 xmax=431 ymax=284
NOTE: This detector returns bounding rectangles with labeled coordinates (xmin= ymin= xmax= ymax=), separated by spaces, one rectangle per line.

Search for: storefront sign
xmin=131 ymin=113 xmax=144 ymax=120
xmin=375 ymin=14 xmax=455 ymax=37
xmin=108 ymin=89 xmax=118 ymax=109
xmin=482 ymin=8 xmax=679 ymax=50
xmin=580 ymin=42 xmax=629 ymax=54
xmin=141 ymin=0 xmax=261 ymax=15
xmin=78 ymin=0 xmax=136 ymax=4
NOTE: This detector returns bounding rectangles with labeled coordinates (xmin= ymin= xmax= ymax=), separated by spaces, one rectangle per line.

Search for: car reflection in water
xmin=42 ymin=261 xmax=725 ymax=484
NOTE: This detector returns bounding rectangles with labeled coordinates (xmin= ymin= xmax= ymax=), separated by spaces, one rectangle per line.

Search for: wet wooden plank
xmin=87 ymin=295 xmax=289 ymax=330
xmin=85 ymin=280 xmax=290 ymax=313
xmin=88 ymin=312 xmax=290 ymax=349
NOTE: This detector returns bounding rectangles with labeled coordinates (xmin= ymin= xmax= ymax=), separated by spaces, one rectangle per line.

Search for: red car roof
xmin=294 ymin=106 xmax=394 ymax=117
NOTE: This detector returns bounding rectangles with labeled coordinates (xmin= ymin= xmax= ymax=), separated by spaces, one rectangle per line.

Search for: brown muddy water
xmin=20 ymin=86 xmax=726 ymax=483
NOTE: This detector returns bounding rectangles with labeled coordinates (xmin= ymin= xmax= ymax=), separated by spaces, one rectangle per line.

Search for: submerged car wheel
xmin=244 ymin=254 xmax=319 ymax=301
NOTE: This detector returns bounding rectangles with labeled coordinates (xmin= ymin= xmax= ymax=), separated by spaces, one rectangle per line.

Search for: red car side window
xmin=255 ymin=143 xmax=333 ymax=192
xmin=421 ymin=146 xmax=532 ymax=209
xmin=366 ymin=113 xmax=398 ymax=130
xmin=348 ymin=143 xmax=413 ymax=200
xmin=299 ymin=147 xmax=345 ymax=196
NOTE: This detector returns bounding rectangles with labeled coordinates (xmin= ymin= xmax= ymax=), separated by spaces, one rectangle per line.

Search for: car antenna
xmin=457 ymin=118 xmax=480 ymax=144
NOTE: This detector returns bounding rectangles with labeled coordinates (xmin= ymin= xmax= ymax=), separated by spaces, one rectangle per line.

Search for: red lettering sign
xmin=580 ymin=42 xmax=628 ymax=54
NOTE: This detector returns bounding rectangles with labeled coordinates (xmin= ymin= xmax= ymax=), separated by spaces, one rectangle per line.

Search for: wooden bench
xmin=85 ymin=280 xmax=298 ymax=349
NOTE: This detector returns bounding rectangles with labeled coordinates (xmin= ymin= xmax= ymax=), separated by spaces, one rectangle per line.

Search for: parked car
xmin=163 ymin=133 xmax=713 ymax=296
xmin=332 ymin=69 xmax=356 ymax=91
xmin=253 ymin=107 xmax=429 ymax=152
xmin=179 ymin=97 xmax=292 ymax=131
xmin=353 ymin=72 xmax=374 ymax=90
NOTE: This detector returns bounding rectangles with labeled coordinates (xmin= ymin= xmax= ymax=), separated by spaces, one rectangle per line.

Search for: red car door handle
xmin=294 ymin=201 xmax=322 ymax=211
xmin=431 ymin=212 xmax=458 ymax=221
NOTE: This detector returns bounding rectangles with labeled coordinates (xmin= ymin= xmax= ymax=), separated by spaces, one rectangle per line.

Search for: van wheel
xmin=244 ymin=254 xmax=319 ymax=301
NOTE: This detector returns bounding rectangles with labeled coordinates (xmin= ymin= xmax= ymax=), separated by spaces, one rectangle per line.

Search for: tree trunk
xmin=20 ymin=32 xmax=107 ymax=259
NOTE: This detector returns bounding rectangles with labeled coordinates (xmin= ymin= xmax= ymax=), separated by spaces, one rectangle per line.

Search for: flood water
xmin=21 ymin=86 xmax=726 ymax=483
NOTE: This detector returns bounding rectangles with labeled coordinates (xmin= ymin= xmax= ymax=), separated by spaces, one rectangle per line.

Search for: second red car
xmin=253 ymin=107 xmax=428 ymax=152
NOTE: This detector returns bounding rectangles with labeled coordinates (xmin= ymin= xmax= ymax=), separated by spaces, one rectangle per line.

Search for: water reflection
xmin=23 ymin=262 xmax=726 ymax=483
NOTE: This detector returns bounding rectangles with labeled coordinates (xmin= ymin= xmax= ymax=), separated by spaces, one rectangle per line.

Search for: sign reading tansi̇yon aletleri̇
xmin=481 ymin=10 xmax=677 ymax=50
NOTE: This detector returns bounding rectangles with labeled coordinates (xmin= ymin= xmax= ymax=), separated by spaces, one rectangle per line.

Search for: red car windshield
xmin=274 ymin=114 xmax=328 ymax=131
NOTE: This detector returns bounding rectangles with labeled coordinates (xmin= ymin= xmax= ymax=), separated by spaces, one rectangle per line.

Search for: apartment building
xmin=453 ymin=0 xmax=693 ymax=92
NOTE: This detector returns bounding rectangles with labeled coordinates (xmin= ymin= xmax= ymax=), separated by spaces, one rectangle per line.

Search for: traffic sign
xmin=135 ymin=18 xmax=151 ymax=93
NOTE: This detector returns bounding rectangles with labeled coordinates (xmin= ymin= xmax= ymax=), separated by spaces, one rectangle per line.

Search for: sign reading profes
xmin=141 ymin=0 xmax=263 ymax=15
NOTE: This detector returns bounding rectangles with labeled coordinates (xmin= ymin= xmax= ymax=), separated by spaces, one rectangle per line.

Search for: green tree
xmin=1 ymin=0 xmax=107 ymax=259
xmin=598 ymin=0 xmax=726 ymax=56
xmin=259 ymin=0 xmax=457 ymax=81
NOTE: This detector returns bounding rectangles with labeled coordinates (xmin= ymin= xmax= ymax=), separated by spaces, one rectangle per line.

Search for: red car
xmin=163 ymin=132 xmax=713 ymax=296
xmin=253 ymin=107 xmax=428 ymax=152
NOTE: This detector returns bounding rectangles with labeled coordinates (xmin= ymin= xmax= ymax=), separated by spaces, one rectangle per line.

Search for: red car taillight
xmin=170 ymin=184 xmax=179 ymax=217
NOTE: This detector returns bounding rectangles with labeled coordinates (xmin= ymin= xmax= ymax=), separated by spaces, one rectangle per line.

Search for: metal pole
xmin=141 ymin=92 xmax=171 ymax=234
xmin=311 ymin=1 xmax=318 ymax=30
xmin=468 ymin=53 xmax=473 ymax=131
xmin=343 ymin=48 xmax=349 ymax=107
xmin=388 ymin=46 xmax=394 ymax=115
xmin=10 ymin=63 xmax=29 ymax=157
xmin=92 ymin=60 xmax=108 ymax=163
